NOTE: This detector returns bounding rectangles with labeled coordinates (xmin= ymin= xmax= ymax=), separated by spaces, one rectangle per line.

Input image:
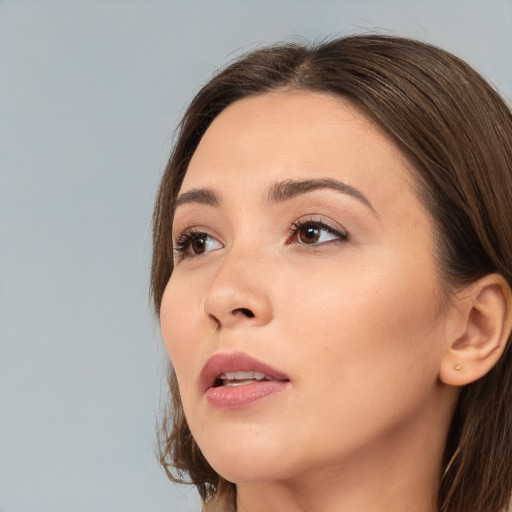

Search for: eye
xmin=290 ymin=219 xmax=348 ymax=246
xmin=173 ymin=229 xmax=223 ymax=260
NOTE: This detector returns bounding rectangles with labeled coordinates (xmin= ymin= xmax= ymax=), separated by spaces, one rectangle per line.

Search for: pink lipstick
xmin=200 ymin=352 xmax=290 ymax=410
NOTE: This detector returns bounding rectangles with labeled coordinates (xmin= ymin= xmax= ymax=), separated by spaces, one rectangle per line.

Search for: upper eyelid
xmin=172 ymin=229 xmax=224 ymax=262
xmin=173 ymin=216 xmax=344 ymax=232
xmin=290 ymin=218 xmax=349 ymax=242
xmin=173 ymin=225 xmax=218 ymax=242
xmin=174 ymin=212 xmax=348 ymax=232
xmin=173 ymin=217 xmax=348 ymax=248
xmin=291 ymin=215 xmax=348 ymax=233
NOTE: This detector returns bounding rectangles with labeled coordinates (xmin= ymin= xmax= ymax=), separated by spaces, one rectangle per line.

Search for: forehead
xmin=181 ymin=90 xmax=420 ymax=215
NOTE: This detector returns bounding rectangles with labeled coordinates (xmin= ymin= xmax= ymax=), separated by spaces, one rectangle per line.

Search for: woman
xmin=151 ymin=35 xmax=512 ymax=512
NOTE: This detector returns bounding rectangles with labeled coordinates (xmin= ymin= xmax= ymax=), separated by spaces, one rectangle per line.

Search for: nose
xmin=202 ymin=246 xmax=273 ymax=330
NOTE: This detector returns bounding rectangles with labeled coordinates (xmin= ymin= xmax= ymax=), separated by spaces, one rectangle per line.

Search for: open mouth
xmin=200 ymin=351 xmax=290 ymax=393
xmin=202 ymin=353 xmax=291 ymax=409
xmin=213 ymin=371 xmax=285 ymax=387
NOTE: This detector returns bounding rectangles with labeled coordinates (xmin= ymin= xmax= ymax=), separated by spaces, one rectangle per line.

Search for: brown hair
xmin=151 ymin=35 xmax=512 ymax=512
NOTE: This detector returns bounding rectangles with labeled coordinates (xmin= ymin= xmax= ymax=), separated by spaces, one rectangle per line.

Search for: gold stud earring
xmin=454 ymin=364 xmax=463 ymax=371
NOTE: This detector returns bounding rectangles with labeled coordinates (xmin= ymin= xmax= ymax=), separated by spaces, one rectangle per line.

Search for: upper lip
xmin=200 ymin=351 xmax=290 ymax=392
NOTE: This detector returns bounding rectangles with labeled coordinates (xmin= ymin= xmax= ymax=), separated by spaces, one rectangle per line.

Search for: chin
xmin=207 ymin=453 xmax=293 ymax=485
xmin=193 ymin=424 xmax=299 ymax=484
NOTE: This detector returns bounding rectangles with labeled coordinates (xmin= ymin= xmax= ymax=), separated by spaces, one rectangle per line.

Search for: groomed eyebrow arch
xmin=266 ymin=178 xmax=376 ymax=213
xmin=174 ymin=188 xmax=220 ymax=209
xmin=174 ymin=177 xmax=376 ymax=214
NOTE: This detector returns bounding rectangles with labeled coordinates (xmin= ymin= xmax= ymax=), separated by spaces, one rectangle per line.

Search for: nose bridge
xmin=202 ymin=240 xmax=273 ymax=329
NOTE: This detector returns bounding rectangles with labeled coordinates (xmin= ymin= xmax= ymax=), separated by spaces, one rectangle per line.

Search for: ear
xmin=440 ymin=273 xmax=512 ymax=386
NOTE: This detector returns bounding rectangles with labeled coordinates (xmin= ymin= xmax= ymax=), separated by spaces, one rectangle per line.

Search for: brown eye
xmin=174 ymin=230 xmax=223 ymax=260
xmin=298 ymin=225 xmax=321 ymax=244
xmin=191 ymin=235 xmax=208 ymax=254
xmin=291 ymin=220 xmax=348 ymax=246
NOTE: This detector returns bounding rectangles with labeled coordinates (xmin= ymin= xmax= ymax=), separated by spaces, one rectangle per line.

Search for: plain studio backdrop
xmin=1 ymin=1 xmax=511 ymax=511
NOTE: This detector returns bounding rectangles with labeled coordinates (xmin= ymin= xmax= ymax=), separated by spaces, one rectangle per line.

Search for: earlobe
xmin=440 ymin=274 xmax=512 ymax=387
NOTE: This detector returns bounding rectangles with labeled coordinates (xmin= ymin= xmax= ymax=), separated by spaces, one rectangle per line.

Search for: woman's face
xmin=160 ymin=91 xmax=456 ymax=485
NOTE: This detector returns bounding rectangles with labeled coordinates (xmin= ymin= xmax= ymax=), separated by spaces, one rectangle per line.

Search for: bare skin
xmin=160 ymin=91 xmax=462 ymax=512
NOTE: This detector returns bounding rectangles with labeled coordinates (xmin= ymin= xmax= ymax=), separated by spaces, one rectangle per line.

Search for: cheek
xmin=269 ymin=264 xmax=446 ymax=464
xmin=278 ymin=255 xmax=445 ymax=393
xmin=160 ymin=276 xmax=205 ymax=397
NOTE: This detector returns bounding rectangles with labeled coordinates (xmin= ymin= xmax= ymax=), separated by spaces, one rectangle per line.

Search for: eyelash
xmin=172 ymin=219 xmax=349 ymax=261
xmin=173 ymin=228 xmax=218 ymax=260
xmin=289 ymin=219 xmax=349 ymax=246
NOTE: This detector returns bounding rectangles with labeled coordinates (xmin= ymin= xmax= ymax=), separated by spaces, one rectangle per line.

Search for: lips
xmin=200 ymin=352 xmax=290 ymax=392
xmin=200 ymin=352 xmax=290 ymax=409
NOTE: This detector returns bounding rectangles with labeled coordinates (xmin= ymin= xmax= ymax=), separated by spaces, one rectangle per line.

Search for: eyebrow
xmin=174 ymin=177 xmax=376 ymax=213
xmin=266 ymin=178 xmax=375 ymax=212
xmin=174 ymin=188 xmax=220 ymax=209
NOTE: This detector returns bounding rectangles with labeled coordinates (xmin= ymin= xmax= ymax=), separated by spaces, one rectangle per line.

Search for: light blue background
xmin=1 ymin=1 xmax=511 ymax=511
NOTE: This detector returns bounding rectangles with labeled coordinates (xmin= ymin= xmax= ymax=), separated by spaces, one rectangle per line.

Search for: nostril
xmin=234 ymin=308 xmax=255 ymax=318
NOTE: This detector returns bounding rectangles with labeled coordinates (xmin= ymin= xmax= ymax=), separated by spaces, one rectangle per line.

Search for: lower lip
xmin=205 ymin=381 xmax=289 ymax=410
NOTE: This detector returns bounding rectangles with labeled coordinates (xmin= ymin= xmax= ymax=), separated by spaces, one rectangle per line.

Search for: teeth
xmin=219 ymin=371 xmax=268 ymax=381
